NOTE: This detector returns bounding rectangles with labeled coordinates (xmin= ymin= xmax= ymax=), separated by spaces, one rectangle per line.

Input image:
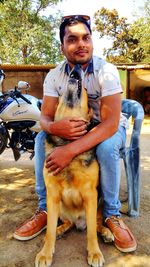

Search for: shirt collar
xmin=64 ymin=58 xmax=94 ymax=75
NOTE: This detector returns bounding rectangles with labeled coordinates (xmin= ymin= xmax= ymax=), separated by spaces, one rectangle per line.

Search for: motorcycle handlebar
xmin=0 ymin=92 xmax=9 ymax=99
xmin=16 ymin=92 xmax=32 ymax=104
xmin=20 ymin=94 xmax=32 ymax=104
xmin=0 ymin=89 xmax=32 ymax=104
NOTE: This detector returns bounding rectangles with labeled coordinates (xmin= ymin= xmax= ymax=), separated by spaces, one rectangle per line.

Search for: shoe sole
xmin=115 ymin=243 xmax=137 ymax=253
xmin=13 ymin=225 xmax=47 ymax=241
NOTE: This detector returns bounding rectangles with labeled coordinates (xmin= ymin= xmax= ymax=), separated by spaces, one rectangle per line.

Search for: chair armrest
xmin=121 ymin=99 xmax=144 ymax=149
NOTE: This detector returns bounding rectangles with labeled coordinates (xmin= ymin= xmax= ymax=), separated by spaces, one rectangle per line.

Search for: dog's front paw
xmin=35 ymin=251 xmax=53 ymax=267
xmin=88 ymin=250 xmax=105 ymax=267
xmin=101 ymin=226 xmax=114 ymax=243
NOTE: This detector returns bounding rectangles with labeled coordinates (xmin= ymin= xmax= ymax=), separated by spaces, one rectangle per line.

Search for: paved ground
xmin=0 ymin=118 xmax=150 ymax=267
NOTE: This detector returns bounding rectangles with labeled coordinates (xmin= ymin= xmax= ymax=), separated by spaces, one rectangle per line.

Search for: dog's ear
xmin=86 ymin=117 xmax=100 ymax=132
xmin=87 ymin=108 xmax=93 ymax=121
xmin=86 ymin=108 xmax=94 ymax=131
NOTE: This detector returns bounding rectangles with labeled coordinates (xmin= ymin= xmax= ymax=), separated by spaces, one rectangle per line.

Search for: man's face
xmin=61 ymin=22 xmax=93 ymax=68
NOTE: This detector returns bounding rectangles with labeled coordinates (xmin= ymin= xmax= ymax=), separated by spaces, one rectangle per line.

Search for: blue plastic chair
xmin=120 ymin=99 xmax=144 ymax=217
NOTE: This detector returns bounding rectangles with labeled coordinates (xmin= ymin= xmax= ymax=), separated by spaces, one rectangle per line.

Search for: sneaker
xmin=105 ymin=216 xmax=137 ymax=252
xmin=13 ymin=209 xmax=47 ymax=241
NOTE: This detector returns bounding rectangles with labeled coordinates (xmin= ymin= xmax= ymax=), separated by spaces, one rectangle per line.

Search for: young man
xmin=14 ymin=15 xmax=137 ymax=252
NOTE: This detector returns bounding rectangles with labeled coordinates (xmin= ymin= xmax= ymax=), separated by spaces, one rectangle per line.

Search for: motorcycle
xmin=0 ymin=69 xmax=42 ymax=161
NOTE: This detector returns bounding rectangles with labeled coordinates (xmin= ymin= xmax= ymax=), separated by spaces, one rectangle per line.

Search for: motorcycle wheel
xmin=0 ymin=131 xmax=8 ymax=154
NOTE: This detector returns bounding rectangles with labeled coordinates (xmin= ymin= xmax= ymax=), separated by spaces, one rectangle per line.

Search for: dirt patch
xmin=0 ymin=119 xmax=150 ymax=267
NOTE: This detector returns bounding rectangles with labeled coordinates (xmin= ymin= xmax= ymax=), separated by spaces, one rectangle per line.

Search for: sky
xmin=44 ymin=0 xmax=147 ymax=58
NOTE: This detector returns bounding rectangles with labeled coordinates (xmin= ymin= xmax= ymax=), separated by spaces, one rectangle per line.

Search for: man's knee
xmin=34 ymin=131 xmax=47 ymax=155
xmin=96 ymin=134 xmax=121 ymax=163
xmin=96 ymin=137 xmax=114 ymax=155
xmin=96 ymin=127 xmax=125 ymax=162
xmin=35 ymin=131 xmax=47 ymax=145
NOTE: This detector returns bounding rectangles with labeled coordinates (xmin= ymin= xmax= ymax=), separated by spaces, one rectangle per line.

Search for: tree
xmin=0 ymin=0 xmax=63 ymax=64
xmin=93 ymin=2 xmax=150 ymax=63
xmin=130 ymin=0 xmax=150 ymax=63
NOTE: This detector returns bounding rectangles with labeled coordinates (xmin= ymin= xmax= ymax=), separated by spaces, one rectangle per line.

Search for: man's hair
xmin=59 ymin=15 xmax=92 ymax=44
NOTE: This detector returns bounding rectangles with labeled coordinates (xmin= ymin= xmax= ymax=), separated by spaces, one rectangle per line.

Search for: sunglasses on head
xmin=61 ymin=15 xmax=91 ymax=26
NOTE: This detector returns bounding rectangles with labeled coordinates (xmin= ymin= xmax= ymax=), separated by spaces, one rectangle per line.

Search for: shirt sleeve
xmin=43 ymin=69 xmax=59 ymax=97
xmin=98 ymin=62 xmax=122 ymax=97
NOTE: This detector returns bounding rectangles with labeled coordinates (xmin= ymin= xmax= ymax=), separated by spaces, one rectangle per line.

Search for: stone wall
xmin=0 ymin=64 xmax=55 ymax=99
xmin=1 ymin=64 xmax=150 ymax=105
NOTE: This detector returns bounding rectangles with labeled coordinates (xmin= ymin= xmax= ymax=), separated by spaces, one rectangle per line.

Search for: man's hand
xmin=45 ymin=145 xmax=74 ymax=175
xmin=50 ymin=117 xmax=87 ymax=140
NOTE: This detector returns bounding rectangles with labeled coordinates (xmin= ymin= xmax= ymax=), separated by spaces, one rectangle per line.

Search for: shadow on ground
xmin=0 ymin=119 xmax=150 ymax=267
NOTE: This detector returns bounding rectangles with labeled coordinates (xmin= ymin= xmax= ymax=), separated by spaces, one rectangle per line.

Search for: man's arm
xmin=46 ymin=93 xmax=121 ymax=174
xmin=72 ymin=92 xmax=121 ymax=154
xmin=40 ymin=95 xmax=87 ymax=138
xmin=40 ymin=95 xmax=58 ymax=133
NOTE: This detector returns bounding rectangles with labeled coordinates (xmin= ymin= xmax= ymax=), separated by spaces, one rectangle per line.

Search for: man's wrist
xmin=66 ymin=142 xmax=80 ymax=158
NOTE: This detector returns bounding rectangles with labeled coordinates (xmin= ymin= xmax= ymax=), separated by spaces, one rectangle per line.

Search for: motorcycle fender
xmin=0 ymin=124 xmax=7 ymax=135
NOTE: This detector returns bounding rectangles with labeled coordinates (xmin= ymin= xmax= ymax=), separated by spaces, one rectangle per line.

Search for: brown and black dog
xmin=35 ymin=65 xmax=113 ymax=267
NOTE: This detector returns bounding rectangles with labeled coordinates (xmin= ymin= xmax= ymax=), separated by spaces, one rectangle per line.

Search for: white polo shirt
xmin=44 ymin=56 xmax=127 ymax=127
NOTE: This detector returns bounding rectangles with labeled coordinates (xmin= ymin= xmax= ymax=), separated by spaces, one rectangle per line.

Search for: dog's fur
xmin=35 ymin=66 xmax=113 ymax=267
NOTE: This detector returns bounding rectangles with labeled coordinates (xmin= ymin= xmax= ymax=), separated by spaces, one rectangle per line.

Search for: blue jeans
xmin=35 ymin=126 xmax=126 ymax=218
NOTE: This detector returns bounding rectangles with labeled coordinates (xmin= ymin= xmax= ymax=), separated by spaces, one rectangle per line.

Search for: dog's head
xmin=56 ymin=64 xmax=90 ymax=122
xmin=64 ymin=64 xmax=85 ymax=109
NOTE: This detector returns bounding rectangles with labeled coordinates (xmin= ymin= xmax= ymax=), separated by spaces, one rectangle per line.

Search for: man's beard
xmin=69 ymin=56 xmax=92 ymax=66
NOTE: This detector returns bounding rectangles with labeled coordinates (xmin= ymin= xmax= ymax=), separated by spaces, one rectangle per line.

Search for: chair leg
xmin=123 ymin=148 xmax=140 ymax=217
